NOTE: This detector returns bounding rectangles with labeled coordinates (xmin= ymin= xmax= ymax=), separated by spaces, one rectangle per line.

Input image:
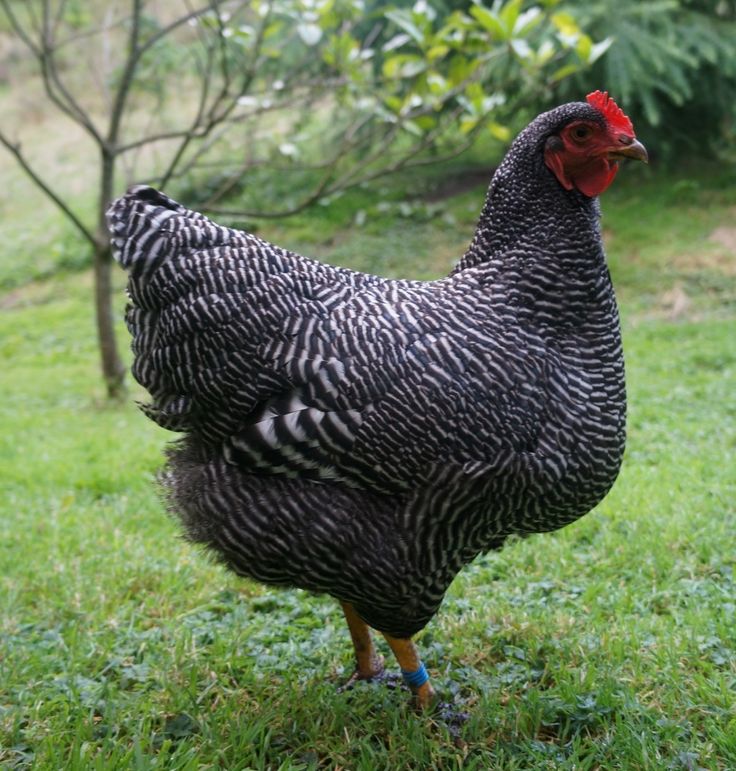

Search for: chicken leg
xmin=340 ymin=602 xmax=436 ymax=709
xmin=339 ymin=601 xmax=385 ymax=687
xmin=381 ymin=633 xmax=437 ymax=710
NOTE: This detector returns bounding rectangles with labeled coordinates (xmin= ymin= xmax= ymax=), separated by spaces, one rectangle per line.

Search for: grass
xmin=1 ymin=161 xmax=735 ymax=768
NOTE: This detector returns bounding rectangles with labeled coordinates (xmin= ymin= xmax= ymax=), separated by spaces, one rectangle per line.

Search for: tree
xmin=0 ymin=0 xmax=602 ymax=397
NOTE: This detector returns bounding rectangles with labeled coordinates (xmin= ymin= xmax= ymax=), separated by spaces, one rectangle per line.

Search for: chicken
xmin=108 ymin=91 xmax=647 ymax=709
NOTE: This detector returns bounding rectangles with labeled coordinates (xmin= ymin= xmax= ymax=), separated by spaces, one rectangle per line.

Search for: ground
xmin=0 ymin=159 xmax=735 ymax=769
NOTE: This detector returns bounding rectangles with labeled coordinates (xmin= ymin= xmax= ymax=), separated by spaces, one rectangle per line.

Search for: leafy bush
xmin=174 ymin=0 xmax=609 ymax=214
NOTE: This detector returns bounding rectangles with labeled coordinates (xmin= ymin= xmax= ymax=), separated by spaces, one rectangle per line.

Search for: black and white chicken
xmin=108 ymin=91 xmax=647 ymax=708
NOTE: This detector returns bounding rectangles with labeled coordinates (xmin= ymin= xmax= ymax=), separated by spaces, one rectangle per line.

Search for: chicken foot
xmin=339 ymin=601 xmax=385 ymax=687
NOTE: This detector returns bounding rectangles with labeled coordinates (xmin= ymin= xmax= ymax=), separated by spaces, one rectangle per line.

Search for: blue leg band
xmin=401 ymin=662 xmax=429 ymax=689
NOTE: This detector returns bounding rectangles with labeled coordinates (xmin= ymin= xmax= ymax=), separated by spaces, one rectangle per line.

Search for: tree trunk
xmin=93 ymin=239 xmax=126 ymax=398
xmin=95 ymin=147 xmax=126 ymax=399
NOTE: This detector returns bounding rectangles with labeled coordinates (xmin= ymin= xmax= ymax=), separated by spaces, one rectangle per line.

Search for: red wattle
xmin=572 ymin=159 xmax=618 ymax=198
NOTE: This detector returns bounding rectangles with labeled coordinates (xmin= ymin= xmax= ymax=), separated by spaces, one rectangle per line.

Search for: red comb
xmin=586 ymin=90 xmax=634 ymax=135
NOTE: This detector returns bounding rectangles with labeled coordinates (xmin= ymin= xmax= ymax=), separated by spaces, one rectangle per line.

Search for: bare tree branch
xmin=150 ymin=75 xmax=353 ymax=190
xmin=158 ymin=0 xmax=274 ymax=187
xmin=134 ymin=2 xmax=222 ymax=62
xmin=186 ymin=1 xmax=220 ymax=121
xmin=106 ymin=0 xmax=144 ymax=150
xmin=116 ymin=82 xmax=321 ymax=155
xmin=201 ymin=111 xmax=393 ymax=217
xmin=201 ymin=102 xmax=475 ymax=220
xmin=0 ymin=0 xmax=106 ymax=144
xmin=52 ymin=0 xmax=71 ymax=38
xmin=39 ymin=0 xmax=105 ymax=144
xmin=25 ymin=0 xmax=42 ymax=40
xmin=114 ymin=2 xmax=223 ymax=156
xmin=0 ymin=131 xmax=97 ymax=249
xmin=0 ymin=0 xmax=41 ymax=54
xmin=52 ymin=14 xmax=129 ymax=51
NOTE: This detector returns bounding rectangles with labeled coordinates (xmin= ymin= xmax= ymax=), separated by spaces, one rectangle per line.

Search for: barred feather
xmin=108 ymin=100 xmax=626 ymax=637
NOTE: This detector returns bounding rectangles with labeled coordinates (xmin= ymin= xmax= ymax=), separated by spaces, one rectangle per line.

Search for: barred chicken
xmin=108 ymin=91 xmax=647 ymax=709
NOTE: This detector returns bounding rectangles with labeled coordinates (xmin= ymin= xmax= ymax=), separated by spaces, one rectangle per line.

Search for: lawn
xmin=0 ymin=162 xmax=735 ymax=769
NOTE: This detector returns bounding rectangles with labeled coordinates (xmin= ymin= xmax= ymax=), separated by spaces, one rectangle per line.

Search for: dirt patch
xmin=670 ymin=251 xmax=736 ymax=276
xmin=658 ymin=284 xmax=692 ymax=320
xmin=667 ymin=218 xmax=736 ymax=276
xmin=708 ymin=224 xmax=736 ymax=253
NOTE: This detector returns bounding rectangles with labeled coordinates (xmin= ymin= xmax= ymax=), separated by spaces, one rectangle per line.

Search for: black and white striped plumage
xmin=109 ymin=101 xmax=628 ymax=639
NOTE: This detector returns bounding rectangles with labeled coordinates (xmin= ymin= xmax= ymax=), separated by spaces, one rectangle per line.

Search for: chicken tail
xmin=106 ymin=186 xmax=187 ymax=277
xmin=108 ymin=184 xmax=243 ymax=281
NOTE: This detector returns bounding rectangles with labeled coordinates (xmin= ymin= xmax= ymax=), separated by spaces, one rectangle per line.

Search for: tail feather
xmin=107 ymin=185 xmax=186 ymax=279
xmin=106 ymin=185 xmax=242 ymax=279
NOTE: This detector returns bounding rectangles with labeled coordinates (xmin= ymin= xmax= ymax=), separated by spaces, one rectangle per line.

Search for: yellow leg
xmin=382 ymin=633 xmax=436 ymax=711
xmin=340 ymin=601 xmax=385 ymax=685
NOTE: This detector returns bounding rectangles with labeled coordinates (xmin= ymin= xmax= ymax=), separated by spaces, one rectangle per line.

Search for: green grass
xmin=1 ymin=168 xmax=735 ymax=769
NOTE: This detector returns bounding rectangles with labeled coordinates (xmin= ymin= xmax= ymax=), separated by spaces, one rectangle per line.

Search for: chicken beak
xmin=610 ymin=138 xmax=649 ymax=164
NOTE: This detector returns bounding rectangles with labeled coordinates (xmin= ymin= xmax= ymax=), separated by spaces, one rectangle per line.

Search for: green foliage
xmin=373 ymin=0 xmax=591 ymax=139
xmin=0 ymin=0 xmax=607 ymax=225
xmin=141 ymin=0 xmax=607 ymax=213
xmin=557 ymin=0 xmax=736 ymax=158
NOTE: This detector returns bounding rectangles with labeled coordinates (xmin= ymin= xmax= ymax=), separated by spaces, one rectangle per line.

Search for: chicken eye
xmin=571 ymin=125 xmax=591 ymax=141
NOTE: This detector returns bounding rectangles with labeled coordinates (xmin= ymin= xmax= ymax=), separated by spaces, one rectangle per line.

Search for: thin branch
xmin=202 ymin=139 xmax=478 ymax=220
xmin=180 ymin=156 xmax=350 ymax=173
xmin=52 ymin=0 xmax=70 ymax=38
xmin=159 ymin=119 xmax=235 ymax=181
xmin=0 ymin=0 xmax=41 ymax=54
xmin=53 ymin=14 xmax=129 ymax=51
xmin=1 ymin=0 xmax=105 ymax=144
xmin=106 ymin=0 xmax=144 ymax=149
xmin=156 ymin=74 xmax=353 ymax=185
xmin=134 ymin=2 xmax=222 ymax=62
xmin=122 ymin=90 xmax=160 ymax=182
xmin=116 ymin=84 xmax=321 ymax=155
xmin=200 ymin=155 xmax=352 ymax=218
xmin=0 ymin=131 xmax=97 ymax=249
xmin=158 ymin=0 xmax=274 ymax=187
xmin=199 ymin=111 xmax=376 ymax=211
xmin=105 ymin=0 xmax=232 ymax=158
xmin=115 ymin=2 xmax=221 ymax=156
xmin=203 ymin=178 xmax=334 ymax=219
xmin=180 ymin=0 xmax=233 ymax=136
xmin=42 ymin=0 xmax=50 ymax=40
xmin=187 ymin=0 xmax=220 ymax=115
xmin=201 ymin=115 xmax=391 ymax=218
xmin=324 ymin=122 xmax=404 ymax=192
xmin=38 ymin=55 xmax=104 ymax=143
xmin=341 ymin=108 xmax=469 ymax=186
xmin=201 ymin=102 xmax=475 ymax=220
xmin=25 ymin=0 xmax=42 ymax=39
xmin=90 ymin=4 xmax=116 ymax=114
xmin=38 ymin=1 xmax=104 ymax=144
